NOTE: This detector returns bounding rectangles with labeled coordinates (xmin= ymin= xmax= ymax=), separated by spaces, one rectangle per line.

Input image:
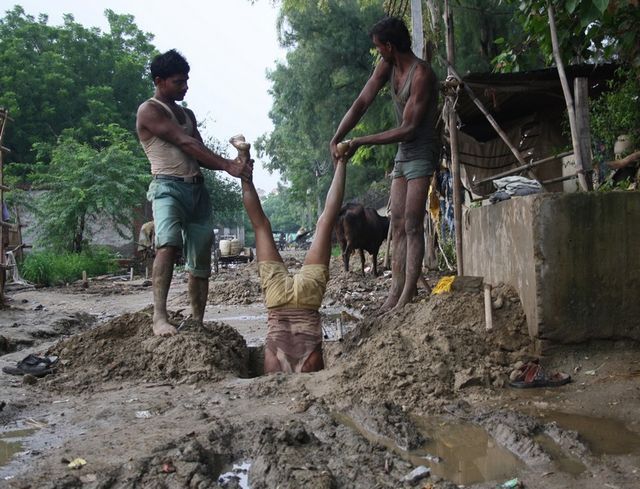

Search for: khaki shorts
xmin=259 ymin=261 xmax=329 ymax=309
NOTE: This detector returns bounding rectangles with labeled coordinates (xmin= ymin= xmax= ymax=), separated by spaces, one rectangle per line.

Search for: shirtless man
xmin=136 ymin=49 xmax=251 ymax=336
xmin=330 ymin=17 xmax=439 ymax=312
xmin=241 ymin=150 xmax=347 ymax=373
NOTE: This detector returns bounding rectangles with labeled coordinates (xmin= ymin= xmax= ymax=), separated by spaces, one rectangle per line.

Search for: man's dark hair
xmin=150 ymin=49 xmax=190 ymax=80
xmin=369 ymin=16 xmax=411 ymax=53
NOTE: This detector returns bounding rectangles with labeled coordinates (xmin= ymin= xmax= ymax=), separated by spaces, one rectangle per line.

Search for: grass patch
xmin=19 ymin=247 xmax=119 ymax=286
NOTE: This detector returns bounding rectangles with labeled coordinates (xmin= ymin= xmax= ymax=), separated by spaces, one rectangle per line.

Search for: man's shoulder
xmin=138 ymin=99 xmax=170 ymax=119
xmin=413 ymin=60 xmax=437 ymax=84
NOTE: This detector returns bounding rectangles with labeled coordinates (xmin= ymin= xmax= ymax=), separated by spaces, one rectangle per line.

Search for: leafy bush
xmin=591 ymin=68 xmax=640 ymax=154
xmin=19 ymin=247 xmax=118 ymax=286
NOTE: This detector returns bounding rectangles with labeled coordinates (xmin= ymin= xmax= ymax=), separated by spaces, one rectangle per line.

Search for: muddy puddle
xmin=0 ymin=420 xmax=46 ymax=475
xmin=0 ymin=428 xmax=38 ymax=468
xmin=538 ymin=410 xmax=640 ymax=456
xmin=334 ymin=412 xmax=522 ymax=485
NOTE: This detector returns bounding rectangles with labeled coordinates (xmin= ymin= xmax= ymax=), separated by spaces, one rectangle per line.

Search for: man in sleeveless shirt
xmin=242 ymin=153 xmax=348 ymax=373
xmin=330 ymin=17 xmax=439 ymax=313
xmin=136 ymin=50 xmax=251 ymax=336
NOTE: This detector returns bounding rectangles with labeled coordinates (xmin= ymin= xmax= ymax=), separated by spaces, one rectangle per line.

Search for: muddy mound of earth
xmin=46 ymin=310 xmax=249 ymax=391
xmin=327 ymin=284 xmax=533 ymax=413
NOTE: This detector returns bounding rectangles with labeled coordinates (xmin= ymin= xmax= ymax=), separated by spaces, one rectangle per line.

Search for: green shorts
xmin=392 ymin=158 xmax=436 ymax=180
xmin=147 ymin=180 xmax=212 ymax=278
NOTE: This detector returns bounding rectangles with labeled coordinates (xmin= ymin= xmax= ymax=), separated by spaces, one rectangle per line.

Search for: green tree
xmin=29 ymin=124 xmax=149 ymax=252
xmin=257 ymin=0 xmax=390 ymax=212
xmin=261 ymin=185 xmax=307 ymax=232
xmin=495 ymin=0 xmax=640 ymax=71
xmin=0 ymin=6 xmax=156 ymax=167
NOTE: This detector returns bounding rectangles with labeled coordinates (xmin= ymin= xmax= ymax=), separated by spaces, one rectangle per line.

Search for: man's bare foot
xmin=389 ymin=289 xmax=417 ymax=313
xmin=389 ymin=299 xmax=410 ymax=314
xmin=379 ymin=295 xmax=399 ymax=313
xmin=152 ymin=318 xmax=177 ymax=337
xmin=229 ymin=134 xmax=251 ymax=162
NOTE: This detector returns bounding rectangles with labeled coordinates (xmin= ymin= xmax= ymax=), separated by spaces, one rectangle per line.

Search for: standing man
xmin=136 ymin=49 xmax=251 ymax=336
xmin=330 ymin=17 xmax=439 ymax=312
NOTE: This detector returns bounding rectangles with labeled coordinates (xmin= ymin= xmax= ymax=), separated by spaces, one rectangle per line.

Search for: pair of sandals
xmin=509 ymin=360 xmax=571 ymax=388
xmin=2 ymin=354 xmax=59 ymax=378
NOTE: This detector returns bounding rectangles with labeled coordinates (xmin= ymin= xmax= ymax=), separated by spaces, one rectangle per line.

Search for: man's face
xmin=372 ymin=35 xmax=392 ymax=61
xmin=156 ymin=73 xmax=189 ymax=101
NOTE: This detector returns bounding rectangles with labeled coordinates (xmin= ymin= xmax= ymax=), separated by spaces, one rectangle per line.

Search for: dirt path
xmin=1 ymin=257 xmax=639 ymax=489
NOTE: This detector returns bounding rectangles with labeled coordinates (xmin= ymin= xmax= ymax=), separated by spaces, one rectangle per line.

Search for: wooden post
xmin=548 ymin=5 xmax=589 ymax=191
xmin=383 ymin=197 xmax=392 ymax=270
xmin=444 ymin=0 xmax=464 ymax=276
xmin=440 ymin=59 xmax=529 ymax=168
xmin=410 ymin=0 xmax=424 ymax=59
xmin=574 ymin=77 xmax=593 ymax=190
xmin=484 ymin=283 xmax=493 ymax=331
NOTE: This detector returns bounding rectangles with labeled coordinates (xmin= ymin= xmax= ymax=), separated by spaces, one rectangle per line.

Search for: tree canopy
xmin=495 ymin=0 xmax=640 ymax=71
xmin=0 ymin=5 xmax=157 ymax=166
xmin=1 ymin=6 xmax=246 ymax=252
xmin=256 ymin=0 xmax=391 ymax=222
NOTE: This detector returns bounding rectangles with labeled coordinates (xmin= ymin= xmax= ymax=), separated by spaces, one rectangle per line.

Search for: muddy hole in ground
xmin=247 ymin=345 xmax=264 ymax=378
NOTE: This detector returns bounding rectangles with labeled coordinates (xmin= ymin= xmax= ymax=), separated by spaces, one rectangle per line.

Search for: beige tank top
xmin=140 ymin=97 xmax=201 ymax=177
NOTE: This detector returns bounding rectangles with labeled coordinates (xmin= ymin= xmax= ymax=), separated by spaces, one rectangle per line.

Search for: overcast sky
xmin=6 ymin=0 xmax=287 ymax=193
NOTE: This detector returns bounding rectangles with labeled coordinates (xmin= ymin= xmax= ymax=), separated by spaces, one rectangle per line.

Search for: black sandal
xmin=2 ymin=354 xmax=59 ymax=378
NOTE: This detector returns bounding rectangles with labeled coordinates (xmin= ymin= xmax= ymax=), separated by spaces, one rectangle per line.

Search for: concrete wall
xmin=463 ymin=192 xmax=640 ymax=344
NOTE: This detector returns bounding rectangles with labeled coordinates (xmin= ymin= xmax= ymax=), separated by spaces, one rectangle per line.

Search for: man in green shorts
xmin=241 ymin=153 xmax=348 ymax=373
xmin=136 ymin=50 xmax=251 ymax=336
xmin=330 ymin=16 xmax=439 ymax=312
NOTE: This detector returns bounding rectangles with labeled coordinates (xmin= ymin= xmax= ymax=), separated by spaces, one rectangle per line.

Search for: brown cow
xmin=335 ymin=203 xmax=389 ymax=276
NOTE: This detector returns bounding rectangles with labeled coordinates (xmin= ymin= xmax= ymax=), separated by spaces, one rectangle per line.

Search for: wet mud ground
xmin=0 ymin=251 xmax=639 ymax=488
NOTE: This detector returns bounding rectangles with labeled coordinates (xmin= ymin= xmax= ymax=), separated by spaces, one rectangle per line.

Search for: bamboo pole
xmin=444 ymin=0 xmax=464 ymax=276
xmin=547 ymin=5 xmax=589 ymax=191
xmin=475 ymin=151 xmax=573 ymax=185
xmin=541 ymin=173 xmax=578 ymax=185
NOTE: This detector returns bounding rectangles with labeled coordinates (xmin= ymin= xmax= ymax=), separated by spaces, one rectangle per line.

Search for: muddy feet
xmin=152 ymin=317 xmax=177 ymax=337
xmin=389 ymin=288 xmax=418 ymax=313
xmin=379 ymin=294 xmax=400 ymax=314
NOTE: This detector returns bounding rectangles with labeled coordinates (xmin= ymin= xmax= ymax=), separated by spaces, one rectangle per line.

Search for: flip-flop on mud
xmin=2 ymin=354 xmax=59 ymax=378
xmin=509 ymin=361 xmax=571 ymax=388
